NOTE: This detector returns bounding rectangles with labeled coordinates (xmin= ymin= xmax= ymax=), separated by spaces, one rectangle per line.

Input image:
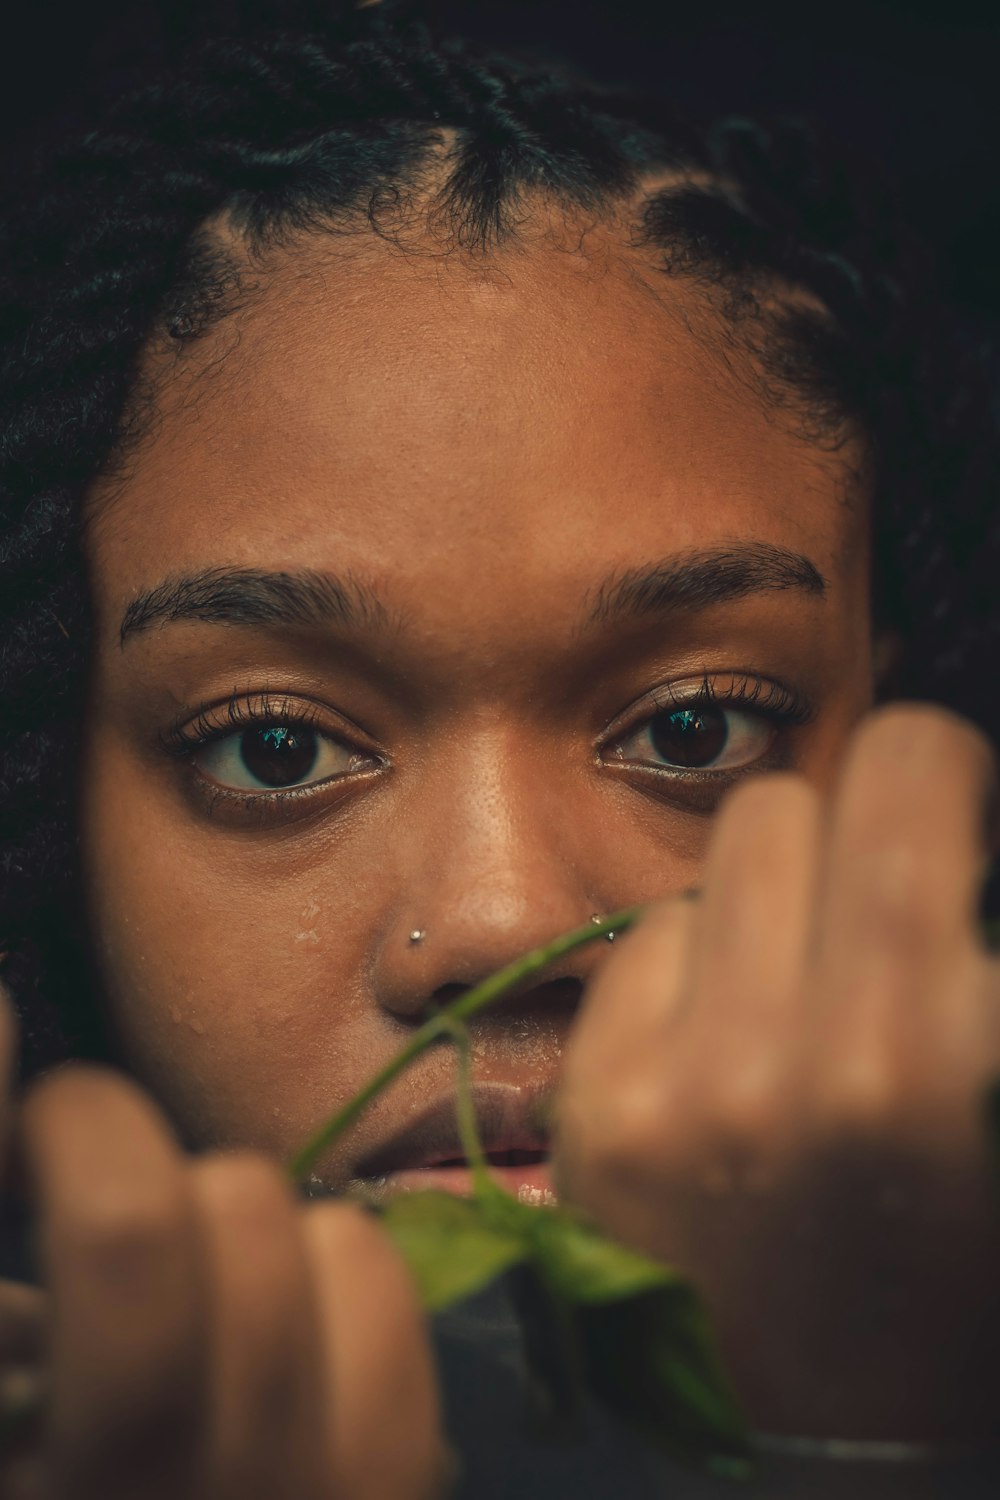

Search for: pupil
xmin=650 ymin=706 xmax=727 ymax=768
xmin=241 ymin=725 xmax=318 ymax=787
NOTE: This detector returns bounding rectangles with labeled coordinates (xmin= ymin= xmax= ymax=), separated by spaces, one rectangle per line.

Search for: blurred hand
xmin=0 ymin=996 xmax=448 ymax=1500
xmin=0 ymin=996 xmax=45 ymax=1496
xmin=555 ymin=704 xmax=1000 ymax=1443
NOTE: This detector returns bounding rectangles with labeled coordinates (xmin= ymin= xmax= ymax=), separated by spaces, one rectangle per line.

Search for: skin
xmin=0 ymin=1029 xmax=447 ymax=1500
xmin=80 ymin=222 xmax=875 ymax=1173
xmin=2 ymin=204 xmax=998 ymax=1485
xmin=557 ymin=719 xmax=1000 ymax=1440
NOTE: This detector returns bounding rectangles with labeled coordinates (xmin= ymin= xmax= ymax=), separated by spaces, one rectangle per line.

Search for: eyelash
xmin=629 ymin=670 xmax=812 ymax=729
xmin=159 ymin=672 xmax=813 ymax=821
xmin=160 ymin=690 xmax=323 ymax=755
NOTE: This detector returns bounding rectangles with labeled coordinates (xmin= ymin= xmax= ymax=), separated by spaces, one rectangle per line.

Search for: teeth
xmin=517 ymin=1183 xmax=558 ymax=1208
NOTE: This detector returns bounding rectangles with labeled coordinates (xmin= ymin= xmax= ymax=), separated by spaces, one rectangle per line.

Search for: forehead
xmin=86 ymin=225 xmax=868 ymax=634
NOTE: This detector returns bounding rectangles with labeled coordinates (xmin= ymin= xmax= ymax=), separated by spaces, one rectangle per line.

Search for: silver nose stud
xmin=407 ymin=919 xmax=616 ymax=949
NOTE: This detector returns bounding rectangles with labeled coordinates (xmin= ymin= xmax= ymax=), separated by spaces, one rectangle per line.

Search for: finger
xmin=554 ymin=893 xmax=699 ymax=1213
xmin=690 ymin=774 xmax=822 ymax=1032
xmin=20 ymin=1067 xmax=206 ymax=1500
xmin=818 ymin=705 xmax=996 ymax=1018
xmin=0 ymin=1282 xmax=47 ymax=1500
xmin=0 ymin=983 xmax=16 ymax=1161
xmin=301 ymin=1202 xmax=448 ymax=1500
xmin=563 ymin=889 xmax=700 ymax=1091
xmin=646 ymin=777 xmax=824 ymax=1179
xmin=189 ymin=1154 xmax=327 ymax=1500
xmin=0 ymin=1281 xmax=45 ymax=1365
xmin=0 ymin=1000 xmax=43 ymax=1500
xmin=811 ymin=706 xmax=998 ymax=1123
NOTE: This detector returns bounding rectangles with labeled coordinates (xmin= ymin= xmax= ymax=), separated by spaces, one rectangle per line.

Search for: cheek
xmin=77 ymin=743 xmax=382 ymax=1149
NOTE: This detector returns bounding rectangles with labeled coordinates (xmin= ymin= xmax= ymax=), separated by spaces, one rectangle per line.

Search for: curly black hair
xmin=1 ymin=4 xmax=997 ymax=1078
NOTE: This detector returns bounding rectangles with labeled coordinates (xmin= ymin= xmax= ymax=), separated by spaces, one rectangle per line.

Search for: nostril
xmin=428 ymin=983 xmax=470 ymax=1012
xmin=424 ymin=976 xmax=585 ymax=1029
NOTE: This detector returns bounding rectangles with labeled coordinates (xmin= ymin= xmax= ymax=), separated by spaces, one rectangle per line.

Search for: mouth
xmin=346 ymin=1081 xmax=558 ymax=1207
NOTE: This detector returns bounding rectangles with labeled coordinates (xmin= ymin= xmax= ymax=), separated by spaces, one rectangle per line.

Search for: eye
xmin=612 ymin=701 xmax=777 ymax=772
xmin=194 ymin=723 xmax=366 ymax=792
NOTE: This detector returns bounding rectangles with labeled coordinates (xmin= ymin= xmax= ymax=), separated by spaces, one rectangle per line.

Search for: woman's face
xmin=80 ymin=221 xmax=877 ymax=1197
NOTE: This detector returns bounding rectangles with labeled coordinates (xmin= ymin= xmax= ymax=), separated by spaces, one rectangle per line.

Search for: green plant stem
xmin=287 ymin=906 xmax=643 ymax=1183
xmin=443 ymin=1015 xmax=494 ymax=1197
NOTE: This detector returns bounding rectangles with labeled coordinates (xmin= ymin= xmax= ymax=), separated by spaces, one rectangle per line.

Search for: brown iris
xmin=649 ymin=706 xmax=728 ymax=768
xmin=240 ymin=726 xmax=320 ymax=787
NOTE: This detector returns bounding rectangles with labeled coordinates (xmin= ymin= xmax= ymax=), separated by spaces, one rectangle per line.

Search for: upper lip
xmin=352 ymin=1081 xmax=553 ymax=1179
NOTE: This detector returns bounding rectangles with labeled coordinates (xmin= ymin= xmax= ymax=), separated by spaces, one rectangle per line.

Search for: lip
xmin=348 ymin=1081 xmax=557 ymax=1205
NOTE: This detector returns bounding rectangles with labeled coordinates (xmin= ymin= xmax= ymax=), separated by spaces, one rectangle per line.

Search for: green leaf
xmin=382 ymin=1183 xmax=750 ymax=1474
xmin=380 ymin=1189 xmax=529 ymax=1311
xmin=529 ymin=1203 xmax=688 ymax=1303
xmin=528 ymin=1205 xmax=750 ymax=1472
xmin=579 ymin=1280 xmax=750 ymax=1474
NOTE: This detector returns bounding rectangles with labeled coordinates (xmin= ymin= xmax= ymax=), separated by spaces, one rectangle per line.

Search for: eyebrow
xmin=119 ymin=566 xmax=390 ymax=646
xmin=119 ymin=541 xmax=826 ymax=648
xmin=587 ymin=542 xmax=826 ymax=623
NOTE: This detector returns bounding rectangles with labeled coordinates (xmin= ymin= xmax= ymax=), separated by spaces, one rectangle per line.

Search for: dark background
xmin=2 ymin=0 xmax=997 ymax=330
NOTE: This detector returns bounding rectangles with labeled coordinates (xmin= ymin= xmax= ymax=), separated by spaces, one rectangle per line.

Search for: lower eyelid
xmin=188 ymin=758 xmax=385 ymax=828
xmin=604 ymin=753 xmax=793 ymax=818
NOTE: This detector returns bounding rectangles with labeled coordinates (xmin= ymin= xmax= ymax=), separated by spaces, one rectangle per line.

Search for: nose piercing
xmin=590 ymin=913 xmax=616 ymax=942
xmin=408 ymin=919 xmax=617 ymax=950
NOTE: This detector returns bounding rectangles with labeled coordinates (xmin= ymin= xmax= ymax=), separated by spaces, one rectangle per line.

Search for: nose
xmin=371 ymin=739 xmax=604 ymax=1021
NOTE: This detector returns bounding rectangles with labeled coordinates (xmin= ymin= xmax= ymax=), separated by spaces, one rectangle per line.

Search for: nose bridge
xmin=416 ymin=718 xmax=587 ymax=930
xmin=372 ymin=720 xmax=594 ymax=1014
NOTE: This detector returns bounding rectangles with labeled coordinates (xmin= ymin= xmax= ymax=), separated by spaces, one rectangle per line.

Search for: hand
xmin=0 ymin=996 xmax=45 ymax=1497
xmin=555 ymin=704 xmax=1000 ymax=1444
xmin=0 ymin=995 xmax=448 ymax=1500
